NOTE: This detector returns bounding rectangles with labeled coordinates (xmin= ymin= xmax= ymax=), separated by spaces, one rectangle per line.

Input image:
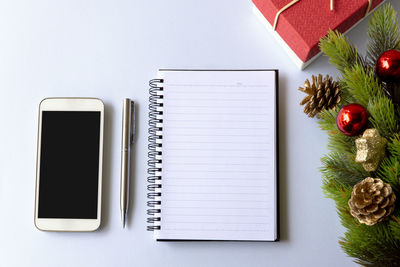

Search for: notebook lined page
xmin=155 ymin=70 xmax=277 ymax=241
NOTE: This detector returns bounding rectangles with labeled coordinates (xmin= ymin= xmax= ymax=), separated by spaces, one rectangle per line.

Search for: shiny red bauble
xmin=375 ymin=49 xmax=400 ymax=82
xmin=336 ymin=104 xmax=368 ymax=136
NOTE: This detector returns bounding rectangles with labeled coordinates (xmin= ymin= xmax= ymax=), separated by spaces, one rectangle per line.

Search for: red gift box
xmin=252 ymin=0 xmax=384 ymax=69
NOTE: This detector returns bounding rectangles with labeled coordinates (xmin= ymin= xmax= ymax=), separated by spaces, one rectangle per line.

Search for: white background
xmin=1 ymin=0 xmax=398 ymax=266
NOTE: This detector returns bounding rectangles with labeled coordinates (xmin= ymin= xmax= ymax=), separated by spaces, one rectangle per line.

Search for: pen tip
xmin=122 ymin=214 xmax=126 ymax=228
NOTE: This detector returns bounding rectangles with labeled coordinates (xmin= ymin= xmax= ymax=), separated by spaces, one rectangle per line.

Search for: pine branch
xmin=327 ymin=132 xmax=356 ymax=155
xmin=321 ymin=152 xmax=368 ymax=188
xmin=376 ymin=155 xmax=400 ymax=194
xmin=318 ymin=108 xmax=339 ymax=132
xmin=388 ymin=134 xmax=400 ymax=158
xmin=318 ymin=109 xmax=356 ymax=154
xmin=338 ymin=204 xmax=400 ymax=265
xmin=390 ymin=216 xmax=400 ymax=240
xmin=331 ymin=188 xmax=400 ymax=266
xmin=317 ymin=4 xmax=400 ymax=265
xmin=367 ymin=4 xmax=400 ymax=65
xmin=322 ymin=180 xmax=352 ymax=210
xmin=320 ymin=30 xmax=366 ymax=75
xmin=337 ymin=80 xmax=356 ymax=104
xmin=367 ymin=96 xmax=399 ymax=139
xmin=341 ymin=63 xmax=384 ymax=108
xmin=341 ymin=222 xmax=400 ymax=266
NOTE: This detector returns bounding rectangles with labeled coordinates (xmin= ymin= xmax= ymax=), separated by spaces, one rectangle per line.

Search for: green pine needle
xmin=341 ymin=63 xmax=384 ymax=108
xmin=367 ymin=3 xmax=400 ymax=65
xmin=318 ymin=4 xmax=400 ymax=265
xmin=389 ymin=217 xmax=400 ymax=240
xmin=376 ymin=155 xmax=400 ymax=194
xmin=367 ymin=96 xmax=399 ymax=139
xmin=320 ymin=30 xmax=366 ymax=75
xmin=388 ymin=134 xmax=400 ymax=158
xmin=320 ymin=152 xmax=367 ymax=188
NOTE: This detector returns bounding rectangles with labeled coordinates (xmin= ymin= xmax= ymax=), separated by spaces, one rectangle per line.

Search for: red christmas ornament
xmin=336 ymin=104 xmax=368 ymax=136
xmin=375 ymin=49 xmax=400 ymax=82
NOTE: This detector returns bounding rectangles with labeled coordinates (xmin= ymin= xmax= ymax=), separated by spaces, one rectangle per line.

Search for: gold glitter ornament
xmin=355 ymin=129 xmax=387 ymax=172
xmin=348 ymin=177 xmax=396 ymax=226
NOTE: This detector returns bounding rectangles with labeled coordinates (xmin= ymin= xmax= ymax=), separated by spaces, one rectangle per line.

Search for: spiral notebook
xmin=147 ymin=69 xmax=279 ymax=241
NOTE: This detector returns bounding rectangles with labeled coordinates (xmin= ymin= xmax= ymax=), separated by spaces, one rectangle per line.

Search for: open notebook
xmin=147 ymin=70 xmax=279 ymax=241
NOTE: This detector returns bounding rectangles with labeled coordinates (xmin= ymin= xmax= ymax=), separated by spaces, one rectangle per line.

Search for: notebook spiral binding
xmin=147 ymin=78 xmax=164 ymax=231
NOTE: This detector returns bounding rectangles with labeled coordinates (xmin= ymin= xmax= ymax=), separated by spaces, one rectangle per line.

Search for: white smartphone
xmin=35 ymin=98 xmax=104 ymax=231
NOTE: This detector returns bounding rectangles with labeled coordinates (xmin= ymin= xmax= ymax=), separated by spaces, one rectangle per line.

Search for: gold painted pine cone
xmin=299 ymin=74 xmax=341 ymax=118
xmin=348 ymin=177 xmax=396 ymax=226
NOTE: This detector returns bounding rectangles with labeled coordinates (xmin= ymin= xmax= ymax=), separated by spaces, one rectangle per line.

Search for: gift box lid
xmin=252 ymin=0 xmax=383 ymax=68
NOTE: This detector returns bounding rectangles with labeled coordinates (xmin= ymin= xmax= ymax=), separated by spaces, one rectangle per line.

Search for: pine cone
xmin=348 ymin=177 xmax=396 ymax=226
xmin=299 ymin=74 xmax=341 ymax=118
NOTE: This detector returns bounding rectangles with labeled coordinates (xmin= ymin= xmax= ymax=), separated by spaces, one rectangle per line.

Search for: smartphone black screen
xmin=38 ymin=111 xmax=101 ymax=219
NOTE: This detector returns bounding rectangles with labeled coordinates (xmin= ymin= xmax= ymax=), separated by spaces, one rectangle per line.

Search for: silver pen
xmin=120 ymin=98 xmax=135 ymax=228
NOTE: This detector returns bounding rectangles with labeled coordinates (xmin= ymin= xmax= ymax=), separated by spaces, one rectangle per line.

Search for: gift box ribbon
xmin=273 ymin=0 xmax=373 ymax=30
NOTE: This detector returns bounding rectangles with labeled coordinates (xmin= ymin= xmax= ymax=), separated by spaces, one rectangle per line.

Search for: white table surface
xmin=1 ymin=0 xmax=399 ymax=266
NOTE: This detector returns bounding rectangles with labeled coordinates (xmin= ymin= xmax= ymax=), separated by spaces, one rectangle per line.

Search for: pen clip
xmin=129 ymin=101 xmax=136 ymax=146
